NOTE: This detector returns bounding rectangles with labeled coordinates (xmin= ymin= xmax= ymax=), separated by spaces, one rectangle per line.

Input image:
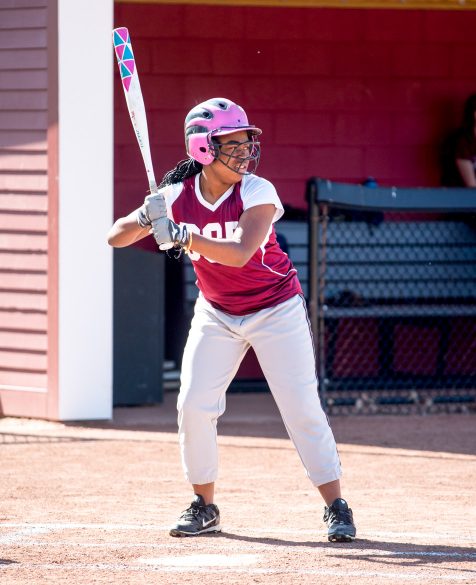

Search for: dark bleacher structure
xmin=307 ymin=178 xmax=476 ymax=414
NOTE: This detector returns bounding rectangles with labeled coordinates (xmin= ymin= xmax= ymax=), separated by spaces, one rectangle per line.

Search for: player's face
xmin=214 ymin=130 xmax=260 ymax=176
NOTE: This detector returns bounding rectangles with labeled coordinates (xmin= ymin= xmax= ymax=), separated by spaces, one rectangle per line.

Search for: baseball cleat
xmin=169 ymin=494 xmax=221 ymax=537
xmin=323 ymin=498 xmax=356 ymax=542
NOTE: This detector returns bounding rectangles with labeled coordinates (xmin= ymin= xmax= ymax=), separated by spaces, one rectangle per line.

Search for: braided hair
xmin=158 ymin=157 xmax=203 ymax=188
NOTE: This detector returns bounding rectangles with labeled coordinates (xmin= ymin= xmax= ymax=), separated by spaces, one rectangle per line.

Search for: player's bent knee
xmin=177 ymin=388 xmax=218 ymax=425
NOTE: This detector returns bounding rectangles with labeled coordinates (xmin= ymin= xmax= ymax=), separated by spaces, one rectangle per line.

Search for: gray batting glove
xmin=136 ymin=192 xmax=167 ymax=228
xmin=151 ymin=217 xmax=190 ymax=252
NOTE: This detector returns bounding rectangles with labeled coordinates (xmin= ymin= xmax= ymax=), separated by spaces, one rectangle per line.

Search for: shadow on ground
xmin=217 ymin=533 xmax=476 ymax=570
xmin=68 ymin=391 xmax=475 ymax=456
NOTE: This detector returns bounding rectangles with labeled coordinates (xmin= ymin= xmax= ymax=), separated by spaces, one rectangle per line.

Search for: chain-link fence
xmin=307 ymin=178 xmax=476 ymax=415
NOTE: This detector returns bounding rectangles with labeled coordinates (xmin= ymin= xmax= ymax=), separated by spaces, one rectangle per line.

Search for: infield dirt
xmin=1 ymin=391 xmax=475 ymax=584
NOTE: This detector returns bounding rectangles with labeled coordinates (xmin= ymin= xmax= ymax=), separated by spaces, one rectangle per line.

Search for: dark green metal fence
xmin=307 ymin=178 xmax=476 ymax=414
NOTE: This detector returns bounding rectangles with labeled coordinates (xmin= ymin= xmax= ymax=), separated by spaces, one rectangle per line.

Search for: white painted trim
xmin=0 ymin=385 xmax=47 ymax=393
xmin=57 ymin=0 xmax=114 ymax=420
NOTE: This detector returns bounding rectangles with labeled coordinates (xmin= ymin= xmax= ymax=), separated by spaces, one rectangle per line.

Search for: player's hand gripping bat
xmin=112 ymin=27 xmax=158 ymax=195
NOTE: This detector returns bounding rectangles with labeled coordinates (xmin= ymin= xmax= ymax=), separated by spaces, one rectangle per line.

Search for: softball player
xmin=107 ymin=98 xmax=356 ymax=542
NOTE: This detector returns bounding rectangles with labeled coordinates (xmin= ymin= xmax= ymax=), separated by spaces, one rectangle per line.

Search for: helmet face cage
xmin=210 ymin=131 xmax=261 ymax=176
xmin=185 ymin=98 xmax=262 ymax=173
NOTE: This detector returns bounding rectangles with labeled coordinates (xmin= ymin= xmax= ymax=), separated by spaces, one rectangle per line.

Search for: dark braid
xmin=159 ymin=158 xmax=203 ymax=188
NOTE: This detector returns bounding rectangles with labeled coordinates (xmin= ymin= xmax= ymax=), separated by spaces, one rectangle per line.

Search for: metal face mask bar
xmin=212 ymin=135 xmax=261 ymax=175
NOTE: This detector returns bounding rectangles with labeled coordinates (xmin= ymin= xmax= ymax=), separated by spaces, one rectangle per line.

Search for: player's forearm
xmin=456 ymin=159 xmax=476 ymax=187
xmin=187 ymin=205 xmax=275 ymax=267
xmin=107 ymin=212 xmax=149 ymax=248
xmin=189 ymin=231 xmax=254 ymax=267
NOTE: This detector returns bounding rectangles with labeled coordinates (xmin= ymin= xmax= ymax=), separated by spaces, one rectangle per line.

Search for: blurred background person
xmin=441 ymin=94 xmax=476 ymax=188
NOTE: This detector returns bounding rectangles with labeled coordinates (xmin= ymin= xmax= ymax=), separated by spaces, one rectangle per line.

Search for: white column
xmin=57 ymin=0 xmax=114 ymax=419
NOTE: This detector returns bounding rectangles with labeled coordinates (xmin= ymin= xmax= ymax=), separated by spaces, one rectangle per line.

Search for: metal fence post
xmin=307 ymin=178 xmax=328 ymax=408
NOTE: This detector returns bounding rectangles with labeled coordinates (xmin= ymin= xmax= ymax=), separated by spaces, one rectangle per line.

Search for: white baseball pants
xmin=177 ymin=293 xmax=342 ymax=487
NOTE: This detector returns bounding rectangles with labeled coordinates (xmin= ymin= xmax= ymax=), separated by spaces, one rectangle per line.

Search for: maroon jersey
xmin=163 ymin=173 xmax=302 ymax=316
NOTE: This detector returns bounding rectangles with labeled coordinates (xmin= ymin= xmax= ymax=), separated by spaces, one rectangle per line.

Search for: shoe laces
xmin=179 ymin=501 xmax=203 ymax=521
xmin=324 ymin=504 xmax=352 ymax=525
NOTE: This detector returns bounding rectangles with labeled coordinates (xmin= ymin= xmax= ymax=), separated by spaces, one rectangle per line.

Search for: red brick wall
xmin=114 ymin=3 xmax=476 ymax=214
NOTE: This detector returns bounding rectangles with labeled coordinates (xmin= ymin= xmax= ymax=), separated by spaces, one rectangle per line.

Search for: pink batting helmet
xmin=185 ymin=98 xmax=262 ymax=165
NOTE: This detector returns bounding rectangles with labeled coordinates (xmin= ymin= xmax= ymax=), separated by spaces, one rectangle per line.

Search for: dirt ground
xmin=0 ymin=391 xmax=475 ymax=585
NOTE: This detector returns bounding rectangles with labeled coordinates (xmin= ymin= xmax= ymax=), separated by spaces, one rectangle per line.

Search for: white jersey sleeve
xmin=240 ymin=174 xmax=284 ymax=223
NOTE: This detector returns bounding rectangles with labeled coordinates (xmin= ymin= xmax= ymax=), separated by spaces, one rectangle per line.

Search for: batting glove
xmin=151 ymin=217 xmax=191 ymax=253
xmin=136 ymin=192 xmax=167 ymax=228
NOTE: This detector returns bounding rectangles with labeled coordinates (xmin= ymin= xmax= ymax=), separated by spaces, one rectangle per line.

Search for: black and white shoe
xmin=169 ymin=494 xmax=221 ymax=537
xmin=323 ymin=498 xmax=356 ymax=542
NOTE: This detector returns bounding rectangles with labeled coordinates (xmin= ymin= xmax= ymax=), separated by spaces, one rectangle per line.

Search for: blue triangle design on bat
xmin=120 ymin=62 xmax=131 ymax=78
xmin=113 ymin=30 xmax=125 ymax=47
xmin=122 ymin=44 xmax=134 ymax=60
